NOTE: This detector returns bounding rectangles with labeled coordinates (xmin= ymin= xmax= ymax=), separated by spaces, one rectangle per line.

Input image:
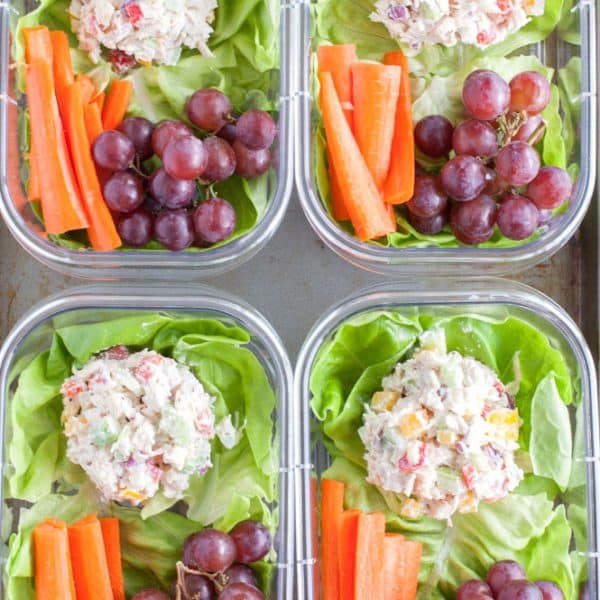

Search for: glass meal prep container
xmin=294 ymin=279 xmax=600 ymax=598
xmin=0 ymin=285 xmax=294 ymax=598
xmin=294 ymin=0 xmax=597 ymax=276
xmin=0 ymin=1 xmax=294 ymax=280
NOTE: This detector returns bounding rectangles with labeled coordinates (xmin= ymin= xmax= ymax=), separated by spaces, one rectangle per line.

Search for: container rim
xmin=293 ymin=278 xmax=600 ymax=599
xmin=0 ymin=1 xmax=294 ymax=279
xmin=0 ymin=284 xmax=296 ymax=599
xmin=294 ymin=0 xmax=598 ymax=276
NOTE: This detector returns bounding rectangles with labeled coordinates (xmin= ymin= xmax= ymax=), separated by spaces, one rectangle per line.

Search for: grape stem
xmin=129 ymin=160 xmax=149 ymax=179
xmin=175 ymin=560 xmax=230 ymax=597
xmin=497 ymin=111 xmax=527 ymax=147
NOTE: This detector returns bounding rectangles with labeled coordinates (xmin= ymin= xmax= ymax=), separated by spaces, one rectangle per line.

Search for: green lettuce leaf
xmin=14 ymin=0 xmax=279 ymax=252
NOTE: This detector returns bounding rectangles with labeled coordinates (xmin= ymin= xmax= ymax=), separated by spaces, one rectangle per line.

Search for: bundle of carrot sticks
xmin=33 ymin=514 xmax=125 ymax=600
xmin=317 ymin=45 xmax=415 ymax=241
xmin=320 ymin=479 xmax=422 ymax=600
xmin=23 ymin=26 xmax=132 ymax=250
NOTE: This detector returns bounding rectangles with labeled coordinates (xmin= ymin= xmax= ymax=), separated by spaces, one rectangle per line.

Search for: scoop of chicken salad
xmin=70 ymin=0 xmax=218 ymax=66
xmin=359 ymin=330 xmax=523 ymax=522
xmin=61 ymin=346 xmax=241 ymax=505
xmin=371 ymin=0 xmax=545 ymax=50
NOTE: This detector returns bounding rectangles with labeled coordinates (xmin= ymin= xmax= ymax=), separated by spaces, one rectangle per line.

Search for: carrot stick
xmin=351 ymin=62 xmax=401 ymax=190
xmin=49 ymin=30 xmax=74 ymax=118
xmin=328 ymin=156 xmax=350 ymax=221
xmin=27 ymin=140 xmax=40 ymax=201
xmin=320 ymin=479 xmax=345 ymax=600
xmin=64 ymin=81 xmax=121 ymax=250
xmin=355 ymin=512 xmax=385 ymax=600
xmin=319 ymin=72 xmax=396 ymax=240
xmin=33 ymin=518 xmax=77 ymax=600
xmin=100 ymin=518 xmax=126 ymax=600
xmin=317 ymin=44 xmax=357 ymax=130
xmin=76 ymin=73 xmax=99 ymax=104
xmin=337 ymin=510 xmax=360 ymax=599
xmin=25 ymin=61 xmax=89 ymax=233
xmin=94 ymin=91 xmax=106 ymax=113
xmin=102 ymin=79 xmax=132 ymax=131
xmin=383 ymin=534 xmax=422 ymax=600
xmin=68 ymin=514 xmax=113 ymax=600
xmin=383 ymin=50 xmax=415 ymax=205
xmin=23 ymin=26 xmax=52 ymax=66
xmin=83 ymin=101 xmax=104 ymax=144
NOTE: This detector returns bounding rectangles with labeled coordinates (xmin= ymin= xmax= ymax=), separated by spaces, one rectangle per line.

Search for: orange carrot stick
xmin=319 ymin=72 xmax=396 ymax=240
xmin=27 ymin=140 xmax=40 ymax=201
xmin=351 ymin=62 xmax=401 ymax=190
xmin=68 ymin=514 xmax=113 ymax=600
xmin=23 ymin=26 xmax=52 ymax=66
xmin=64 ymin=81 xmax=121 ymax=250
xmin=83 ymin=101 xmax=104 ymax=144
xmin=100 ymin=518 xmax=126 ymax=600
xmin=49 ymin=30 xmax=74 ymax=117
xmin=383 ymin=534 xmax=422 ymax=600
xmin=317 ymin=44 xmax=357 ymax=130
xmin=383 ymin=50 xmax=415 ymax=205
xmin=34 ymin=518 xmax=77 ymax=600
xmin=320 ymin=479 xmax=345 ymax=600
xmin=328 ymin=155 xmax=350 ymax=222
xmin=94 ymin=91 xmax=106 ymax=113
xmin=337 ymin=510 xmax=360 ymax=599
xmin=102 ymin=79 xmax=132 ymax=131
xmin=355 ymin=512 xmax=385 ymax=600
xmin=25 ymin=61 xmax=89 ymax=233
xmin=76 ymin=73 xmax=99 ymax=104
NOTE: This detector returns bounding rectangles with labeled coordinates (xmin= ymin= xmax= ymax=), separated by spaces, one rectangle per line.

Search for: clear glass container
xmin=295 ymin=0 xmax=597 ymax=276
xmin=294 ymin=279 xmax=600 ymax=598
xmin=0 ymin=285 xmax=294 ymax=598
xmin=0 ymin=1 xmax=294 ymax=280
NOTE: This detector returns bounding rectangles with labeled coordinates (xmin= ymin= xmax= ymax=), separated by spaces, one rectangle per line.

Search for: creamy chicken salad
xmin=61 ymin=346 xmax=240 ymax=504
xmin=70 ymin=0 xmax=218 ymax=65
xmin=371 ymin=0 xmax=545 ymax=50
xmin=359 ymin=330 xmax=523 ymax=521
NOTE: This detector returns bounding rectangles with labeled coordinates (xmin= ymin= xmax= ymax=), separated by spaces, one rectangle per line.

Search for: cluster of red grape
xmin=456 ymin=560 xmax=565 ymax=600
xmin=92 ymin=88 xmax=276 ymax=251
xmin=408 ymin=69 xmax=573 ymax=245
xmin=131 ymin=520 xmax=271 ymax=600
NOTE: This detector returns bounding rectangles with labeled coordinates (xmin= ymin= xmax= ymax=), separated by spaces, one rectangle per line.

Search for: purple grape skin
xmin=186 ymin=88 xmax=233 ymax=132
xmin=497 ymin=580 xmax=543 ymax=600
xmin=182 ymin=529 xmax=237 ymax=573
xmin=119 ymin=117 xmax=155 ymax=160
xmin=162 ymin=135 xmax=207 ymax=180
xmin=440 ymin=155 xmax=487 ymax=201
xmin=103 ymin=171 xmax=144 ymax=213
xmin=92 ymin=130 xmax=135 ymax=171
xmin=525 ymin=166 xmax=573 ymax=210
xmin=496 ymin=193 xmax=540 ymax=241
xmin=217 ymin=123 xmax=238 ymax=144
xmin=201 ymin=137 xmax=237 ymax=183
xmin=456 ymin=579 xmax=494 ymax=600
xmin=151 ymin=120 xmax=194 ymax=158
xmin=407 ymin=209 xmax=448 ymax=235
xmin=450 ymin=195 xmax=497 ymax=245
xmin=224 ymin=564 xmax=259 ymax=588
xmin=233 ymin=141 xmax=271 ymax=178
xmin=407 ymin=175 xmax=448 ymax=218
xmin=495 ymin=141 xmax=541 ymax=186
xmin=153 ymin=209 xmax=194 ymax=251
xmin=579 ymin=582 xmax=590 ymax=600
xmin=513 ymin=115 xmax=546 ymax=145
xmin=149 ymin=168 xmax=197 ymax=209
xmin=462 ymin=69 xmax=510 ymax=121
xmin=229 ymin=520 xmax=272 ymax=564
xmin=193 ymin=198 xmax=237 ymax=246
xmin=131 ymin=590 xmax=171 ymax=600
xmin=219 ymin=582 xmax=265 ymax=600
xmin=236 ymin=109 xmax=276 ymax=150
xmin=535 ymin=580 xmax=565 ymax=600
xmin=117 ymin=209 xmax=153 ymax=247
xmin=452 ymin=119 xmax=499 ymax=157
xmin=182 ymin=573 xmax=214 ymax=600
xmin=414 ymin=115 xmax=454 ymax=158
xmin=537 ymin=208 xmax=553 ymax=225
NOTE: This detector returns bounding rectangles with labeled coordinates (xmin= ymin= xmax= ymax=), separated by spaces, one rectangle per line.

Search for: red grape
xmin=92 ymin=131 xmax=135 ymax=171
xmin=498 ymin=581 xmax=543 ymax=600
xmin=408 ymin=209 xmax=448 ymax=235
xmin=525 ymin=166 xmax=572 ymax=209
xmin=218 ymin=123 xmax=238 ymax=144
xmin=219 ymin=583 xmax=264 ymax=600
xmin=182 ymin=529 xmax=237 ymax=572
xmin=182 ymin=574 xmax=214 ymax=600
xmin=414 ymin=115 xmax=454 ymax=158
xmin=233 ymin=141 xmax=271 ymax=178
xmin=452 ymin=119 xmax=499 ymax=157
xmin=131 ymin=590 xmax=170 ymax=600
xmin=535 ymin=581 xmax=565 ymax=600
xmin=495 ymin=141 xmax=541 ymax=186
xmin=483 ymin=169 xmax=509 ymax=197
xmin=440 ymin=155 xmax=487 ymax=201
xmin=407 ymin=175 xmax=448 ymax=217
xmin=162 ymin=136 xmax=207 ymax=180
xmin=579 ymin=582 xmax=590 ymax=600
xmin=463 ymin=70 xmax=510 ymax=121
xmin=103 ymin=171 xmax=144 ymax=213
xmin=537 ymin=208 xmax=553 ymax=225
xmin=229 ymin=520 xmax=271 ymax=564
xmin=509 ymin=71 xmax=552 ymax=115
xmin=236 ymin=109 xmax=276 ymax=151
xmin=451 ymin=194 xmax=496 ymax=245
xmin=149 ymin=168 xmax=197 ymax=209
xmin=224 ymin=564 xmax=259 ymax=588
xmin=151 ymin=120 xmax=193 ymax=158
xmin=457 ymin=580 xmax=494 ymax=600
xmin=487 ymin=561 xmax=528 ymax=595
xmin=202 ymin=137 xmax=236 ymax=182
xmin=193 ymin=198 xmax=236 ymax=245
xmin=117 ymin=209 xmax=153 ymax=247
xmin=154 ymin=209 xmax=194 ymax=251
xmin=513 ymin=115 xmax=546 ymax=144
xmin=119 ymin=117 xmax=155 ymax=160
xmin=186 ymin=89 xmax=232 ymax=132
xmin=497 ymin=193 xmax=539 ymax=240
